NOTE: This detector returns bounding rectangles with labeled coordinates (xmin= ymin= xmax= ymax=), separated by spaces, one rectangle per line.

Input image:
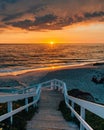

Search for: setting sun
xmin=50 ymin=41 xmax=54 ymax=45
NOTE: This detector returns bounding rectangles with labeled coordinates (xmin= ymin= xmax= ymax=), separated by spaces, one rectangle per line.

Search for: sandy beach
xmin=0 ymin=63 xmax=104 ymax=104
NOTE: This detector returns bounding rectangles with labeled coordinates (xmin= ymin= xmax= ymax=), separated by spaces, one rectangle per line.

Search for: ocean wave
xmin=0 ymin=44 xmax=104 ymax=75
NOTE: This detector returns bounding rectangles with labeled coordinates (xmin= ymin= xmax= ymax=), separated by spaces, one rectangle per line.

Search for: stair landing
xmin=26 ymin=88 xmax=79 ymax=130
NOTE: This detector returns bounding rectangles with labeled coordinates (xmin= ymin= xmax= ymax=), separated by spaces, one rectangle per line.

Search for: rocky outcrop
xmin=93 ymin=62 xmax=104 ymax=66
xmin=92 ymin=75 xmax=104 ymax=84
xmin=68 ymin=89 xmax=95 ymax=102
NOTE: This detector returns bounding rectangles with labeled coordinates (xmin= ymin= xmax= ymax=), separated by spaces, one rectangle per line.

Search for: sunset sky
xmin=0 ymin=0 xmax=104 ymax=44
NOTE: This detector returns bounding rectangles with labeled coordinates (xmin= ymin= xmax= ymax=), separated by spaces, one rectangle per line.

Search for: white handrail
xmin=66 ymin=102 xmax=93 ymax=130
xmin=0 ymin=98 xmax=38 ymax=122
xmin=0 ymin=78 xmax=104 ymax=130
xmin=0 ymin=84 xmax=41 ymax=124
xmin=67 ymin=95 xmax=104 ymax=119
xmin=53 ymin=79 xmax=104 ymax=130
xmin=0 ymin=92 xmax=36 ymax=103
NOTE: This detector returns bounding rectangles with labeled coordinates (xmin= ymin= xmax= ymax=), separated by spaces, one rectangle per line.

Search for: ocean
xmin=0 ymin=43 xmax=104 ymax=76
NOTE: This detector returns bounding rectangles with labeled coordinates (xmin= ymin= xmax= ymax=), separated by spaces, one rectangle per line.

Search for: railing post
xmin=51 ymin=81 xmax=54 ymax=90
xmin=58 ymin=83 xmax=61 ymax=91
xmin=71 ymin=101 xmax=74 ymax=117
xmin=25 ymin=98 xmax=28 ymax=112
xmin=80 ymin=107 xmax=85 ymax=130
xmin=54 ymin=81 xmax=57 ymax=90
xmin=7 ymin=101 xmax=13 ymax=124
xmin=65 ymin=95 xmax=69 ymax=106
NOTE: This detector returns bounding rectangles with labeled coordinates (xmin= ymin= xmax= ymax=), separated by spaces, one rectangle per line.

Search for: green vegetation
xmin=59 ymin=100 xmax=104 ymax=130
xmin=58 ymin=101 xmax=79 ymax=125
xmin=0 ymin=98 xmax=38 ymax=130
xmin=86 ymin=110 xmax=104 ymax=130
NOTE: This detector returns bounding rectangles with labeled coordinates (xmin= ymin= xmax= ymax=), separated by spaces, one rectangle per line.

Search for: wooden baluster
xmin=71 ymin=101 xmax=74 ymax=117
xmin=80 ymin=107 xmax=85 ymax=130
xmin=51 ymin=81 xmax=54 ymax=90
xmin=25 ymin=98 xmax=28 ymax=112
xmin=7 ymin=101 xmax=13 ymax=124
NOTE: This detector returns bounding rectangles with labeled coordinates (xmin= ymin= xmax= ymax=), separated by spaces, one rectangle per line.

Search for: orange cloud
xmin=0 ymin=0 xmax=104 ymax=32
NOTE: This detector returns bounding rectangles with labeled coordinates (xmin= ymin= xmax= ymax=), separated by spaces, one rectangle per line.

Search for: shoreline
xmin=0 ymin=62 xmax=97 ymax=77
xmin=0 ymin=63 xmax=96 ymax=85
xmin=0 ymin=63 xmax=104 ymax=104
xmin=0 ymin=60 xmax=104 ymax=78
xmin=1 ymin=59 xmax=104 ymax=77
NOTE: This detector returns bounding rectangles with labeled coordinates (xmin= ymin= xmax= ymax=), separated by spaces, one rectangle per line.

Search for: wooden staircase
xmin=26 ymin=88 xmax=79 ymax=130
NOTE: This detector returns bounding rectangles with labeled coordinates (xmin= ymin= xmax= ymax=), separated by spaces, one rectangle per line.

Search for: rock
xmin=68 ymin=89 xmax=95 ymax=102
xmin=92 ymin=75 xmax=104 ymax=84
xmin=93 ymin=62 xmax=104 ymax=66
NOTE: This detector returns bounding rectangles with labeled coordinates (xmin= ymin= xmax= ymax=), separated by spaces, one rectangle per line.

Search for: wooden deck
xmin=26 ymin=88 xmax=79 ymax=130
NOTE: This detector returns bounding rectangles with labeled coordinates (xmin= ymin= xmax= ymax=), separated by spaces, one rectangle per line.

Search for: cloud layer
xmin=0 ymin=0 xmax=104 ymax=31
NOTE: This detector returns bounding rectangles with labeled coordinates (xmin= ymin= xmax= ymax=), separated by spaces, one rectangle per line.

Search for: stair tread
xmin=26 ymin=88 xmax=79 ymax=130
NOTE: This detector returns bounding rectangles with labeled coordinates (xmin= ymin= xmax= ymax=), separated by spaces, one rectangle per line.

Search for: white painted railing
xmin=0 ymin=84 xmax=41 ymax=124
xmin=52 ymin=79 xmax=104 ymax=130
xmin=0 ymin=79 xmax=104 ymax=130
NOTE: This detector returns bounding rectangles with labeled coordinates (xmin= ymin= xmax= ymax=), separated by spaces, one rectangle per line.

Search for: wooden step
xmin=26 ymin=88 xmax=79 ymax=130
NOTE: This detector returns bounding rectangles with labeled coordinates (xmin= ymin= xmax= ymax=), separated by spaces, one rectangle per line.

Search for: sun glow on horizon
xmin=50 ymin=41 xmax=54 ymax=45
xmin=0 ymin=23 xmax=104 ymax=44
